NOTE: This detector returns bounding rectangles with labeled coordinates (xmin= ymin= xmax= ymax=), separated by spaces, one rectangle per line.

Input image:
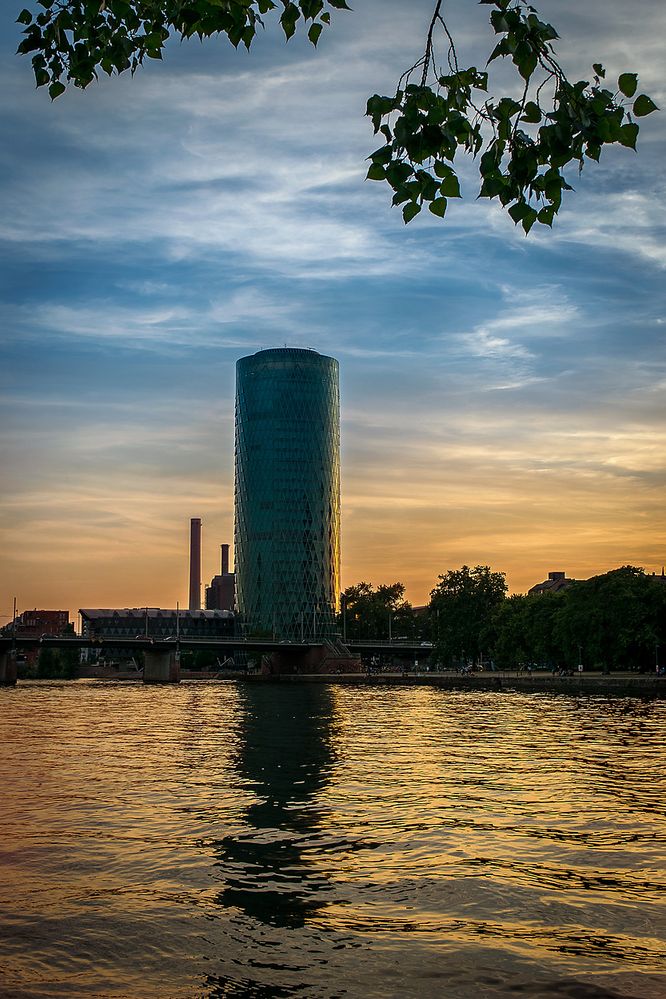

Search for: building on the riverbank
xmin=80 ymin=608 xmax=234 ymax=659
xmin=205 ymin=543 xmax=236 ymax=612
xmin=0 ymin=609 xmax=71 ymax=667
xmin=0 ymin=609 xmax=70 ymax=639
xmin=234 ymin=347 xmax=340 ymax=642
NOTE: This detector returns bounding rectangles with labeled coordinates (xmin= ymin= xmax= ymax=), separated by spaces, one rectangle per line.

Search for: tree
xmin=492 ymin=591 xmax=564 ymax=669
xmin=555 ymin=566 xmax=666 ymax=672
xmin=339 ymin=581 xmax=415 ymax=641
xmin=16 ymin=1 xmax=657 ymax=232
xmin=430 ymin=564 xmax=507 ymax=666
xmin=490 ymin=567 xmax=666 ymax=672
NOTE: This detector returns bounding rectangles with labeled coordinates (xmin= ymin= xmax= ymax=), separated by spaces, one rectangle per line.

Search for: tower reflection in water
xmin=213 ymin=683 xmax=337 ymax=929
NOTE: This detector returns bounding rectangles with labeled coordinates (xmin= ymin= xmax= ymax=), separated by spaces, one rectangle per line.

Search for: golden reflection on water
xmin=0 ymin=681 xmax=665 ymax=999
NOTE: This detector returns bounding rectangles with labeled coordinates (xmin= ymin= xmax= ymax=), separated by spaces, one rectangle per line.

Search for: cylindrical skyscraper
xmin=234 ymin=347 xmax=340 ymax=641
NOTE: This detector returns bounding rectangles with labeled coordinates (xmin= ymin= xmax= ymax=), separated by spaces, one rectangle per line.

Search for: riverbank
xmin=243 ymin=670 xmax=665 ymax=697
xmin=68 ymin=668 xmax=666 ymax=696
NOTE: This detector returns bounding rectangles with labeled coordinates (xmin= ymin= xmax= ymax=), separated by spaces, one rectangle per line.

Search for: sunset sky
xmin=1 ymin=0 xmax=664 ymax=623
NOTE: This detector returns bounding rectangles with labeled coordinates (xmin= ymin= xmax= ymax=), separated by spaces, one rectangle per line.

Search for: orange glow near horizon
xmin=2 ymin=416 xmax=664 ymax=622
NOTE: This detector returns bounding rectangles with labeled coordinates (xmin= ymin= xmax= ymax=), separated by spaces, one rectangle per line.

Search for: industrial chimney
xmin=221 ymin=543 xmax=230 ymax=576
xmin=189 ymin=518 xmax=202 ymax=611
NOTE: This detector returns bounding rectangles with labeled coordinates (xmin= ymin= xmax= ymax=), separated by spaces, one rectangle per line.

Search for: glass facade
xmin=234 ymin=348 xmax=340 ymax=641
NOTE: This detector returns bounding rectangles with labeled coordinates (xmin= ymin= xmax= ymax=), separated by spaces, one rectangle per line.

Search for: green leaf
xmin=521 ymin=101 xmax=541 ymax=124
xmin=428 ymin=197 xmax=447 ymax=218
xmin=402 ymin=202 xmax=421 ymax=224
xmin=521 ymin=207 xmax=538 ymax=234
xmin=280 ymin=3 xmax=300 ymax=40
xmin=487 ymin=39 xmax=510 ymax=64
xmin=48 ymin=80 xmax=66 ymax=99
xmin=366 ymin=94 xmax=397 ymax=118
xmin=439 ymin=174 xmax=461 ymax=198
xmin=307 ymin=22 xmax=322 ymax=46
xmin=617 ymin=73 xmax=638 ymax=98
xmin=434 ymin=160 xmax=453 ymax=179
xmin=17 ymin=9 xmax=33 ymax=24
xmin=618 ymin=122 xmax=639 ymax=149
xmin=633 ymin=94 xmax=658 ymax=117
xmin=537 ymin=204 xmax=555 ymax=227
xmin=508 ymin=201 xmax=529 ymax=224
xmin=592 ymin=63 xmax=605 ymax=79
xmin=366 ymin=163 xmax=386 ymax=181
xmin=514 ymin=47 xmax=538 ymax=82
xmin=386 ymin=161 xmax=412 ymax=186
xmin=391 ymin=187 xmax=411 ymax=206
xmin=370 ymin=144 xmax=393 ymax=166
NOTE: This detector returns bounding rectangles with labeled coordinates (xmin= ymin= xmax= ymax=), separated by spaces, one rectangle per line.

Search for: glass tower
xmin=234 ymin=348 xmax=341 ymax=641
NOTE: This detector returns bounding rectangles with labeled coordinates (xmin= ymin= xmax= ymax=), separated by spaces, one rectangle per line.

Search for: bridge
xmin=0 ymin=634 xmax=434 ymax=685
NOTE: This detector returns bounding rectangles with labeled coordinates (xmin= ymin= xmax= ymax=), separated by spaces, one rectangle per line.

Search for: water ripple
xmin=0 ymin=681 xmax=665 ymax=998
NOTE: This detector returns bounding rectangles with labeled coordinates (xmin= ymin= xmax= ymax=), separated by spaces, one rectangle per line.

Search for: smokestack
xmin=221 ymin=544 xmax=230 ymax=576
xmin=189 ymin=518 xmax=202 ymax=611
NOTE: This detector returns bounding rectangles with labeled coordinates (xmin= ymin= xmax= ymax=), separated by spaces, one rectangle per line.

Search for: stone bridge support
xmin=143 ymin=650 xmax=180 ymax=684
xmin=0 ymin=651 xmax=17 ymax=686
xmin=268 ymin=646 xmax=363 ymax=676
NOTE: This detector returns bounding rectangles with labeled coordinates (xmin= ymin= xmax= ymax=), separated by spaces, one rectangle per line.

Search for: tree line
xmin=339 ymin=565 xmax=666 ymax=672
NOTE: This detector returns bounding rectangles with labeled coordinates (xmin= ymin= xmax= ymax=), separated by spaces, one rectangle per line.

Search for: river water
xmin=0 ymin=681 xmax=664 ymax=999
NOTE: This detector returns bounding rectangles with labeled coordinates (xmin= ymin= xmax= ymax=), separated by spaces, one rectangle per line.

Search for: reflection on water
xmin=212 ymin=684 xmax=336 ymax=928
xmin=0 ymin=682 xmax=665 ymax=998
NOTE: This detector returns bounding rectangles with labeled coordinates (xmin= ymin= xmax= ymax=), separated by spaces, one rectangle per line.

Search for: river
xmin=0 ymin=681 xmax=664 ymax=998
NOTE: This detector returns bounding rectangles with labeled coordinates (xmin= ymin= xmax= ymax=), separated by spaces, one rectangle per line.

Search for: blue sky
xmin=1 ymin=0 xmax=664 ymax=621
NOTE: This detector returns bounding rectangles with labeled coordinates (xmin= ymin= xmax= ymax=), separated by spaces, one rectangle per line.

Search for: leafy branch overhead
xmin=16 ymin=0 xmax=657 ymax=233
xmin=366 ymin=0 xmax=658 ymax=231
xmin=16 ymin=0 xmax=350 ymax=97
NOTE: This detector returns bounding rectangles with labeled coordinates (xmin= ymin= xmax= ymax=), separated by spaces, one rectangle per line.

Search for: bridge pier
xmin=143 ymin=651 xmax=180 ymax=684
xmin=0 ymin=651 xmax=17 ymax=686
xmin=268 ymin=645 xmax=362 ymax=676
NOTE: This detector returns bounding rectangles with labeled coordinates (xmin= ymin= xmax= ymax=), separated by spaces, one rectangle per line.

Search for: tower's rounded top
xmin=249 ymin=347 xmax=319 ymax=358
xmin=237 ymin=346 xmax=337 ymax=367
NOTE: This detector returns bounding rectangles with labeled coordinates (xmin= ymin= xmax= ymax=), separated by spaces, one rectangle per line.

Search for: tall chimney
xmin=189 ymin=518 xmax=202 ymax=611
xmin=221 ymin=544 xmax=230 ymax=576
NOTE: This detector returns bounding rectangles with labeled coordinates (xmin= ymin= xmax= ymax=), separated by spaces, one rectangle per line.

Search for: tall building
xmin=234 ymin=347 xmax=340 ymax=641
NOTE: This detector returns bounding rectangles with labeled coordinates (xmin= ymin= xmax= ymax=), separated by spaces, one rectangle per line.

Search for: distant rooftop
xmin=80 ymin=608 xmax=233 ymax=619
xmin=528 ymin=571 xmax=578 ymax=595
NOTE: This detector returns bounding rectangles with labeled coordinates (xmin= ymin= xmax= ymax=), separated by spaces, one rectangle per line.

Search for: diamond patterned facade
xmin=234 ymin=348 xmax=341 ymax=641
